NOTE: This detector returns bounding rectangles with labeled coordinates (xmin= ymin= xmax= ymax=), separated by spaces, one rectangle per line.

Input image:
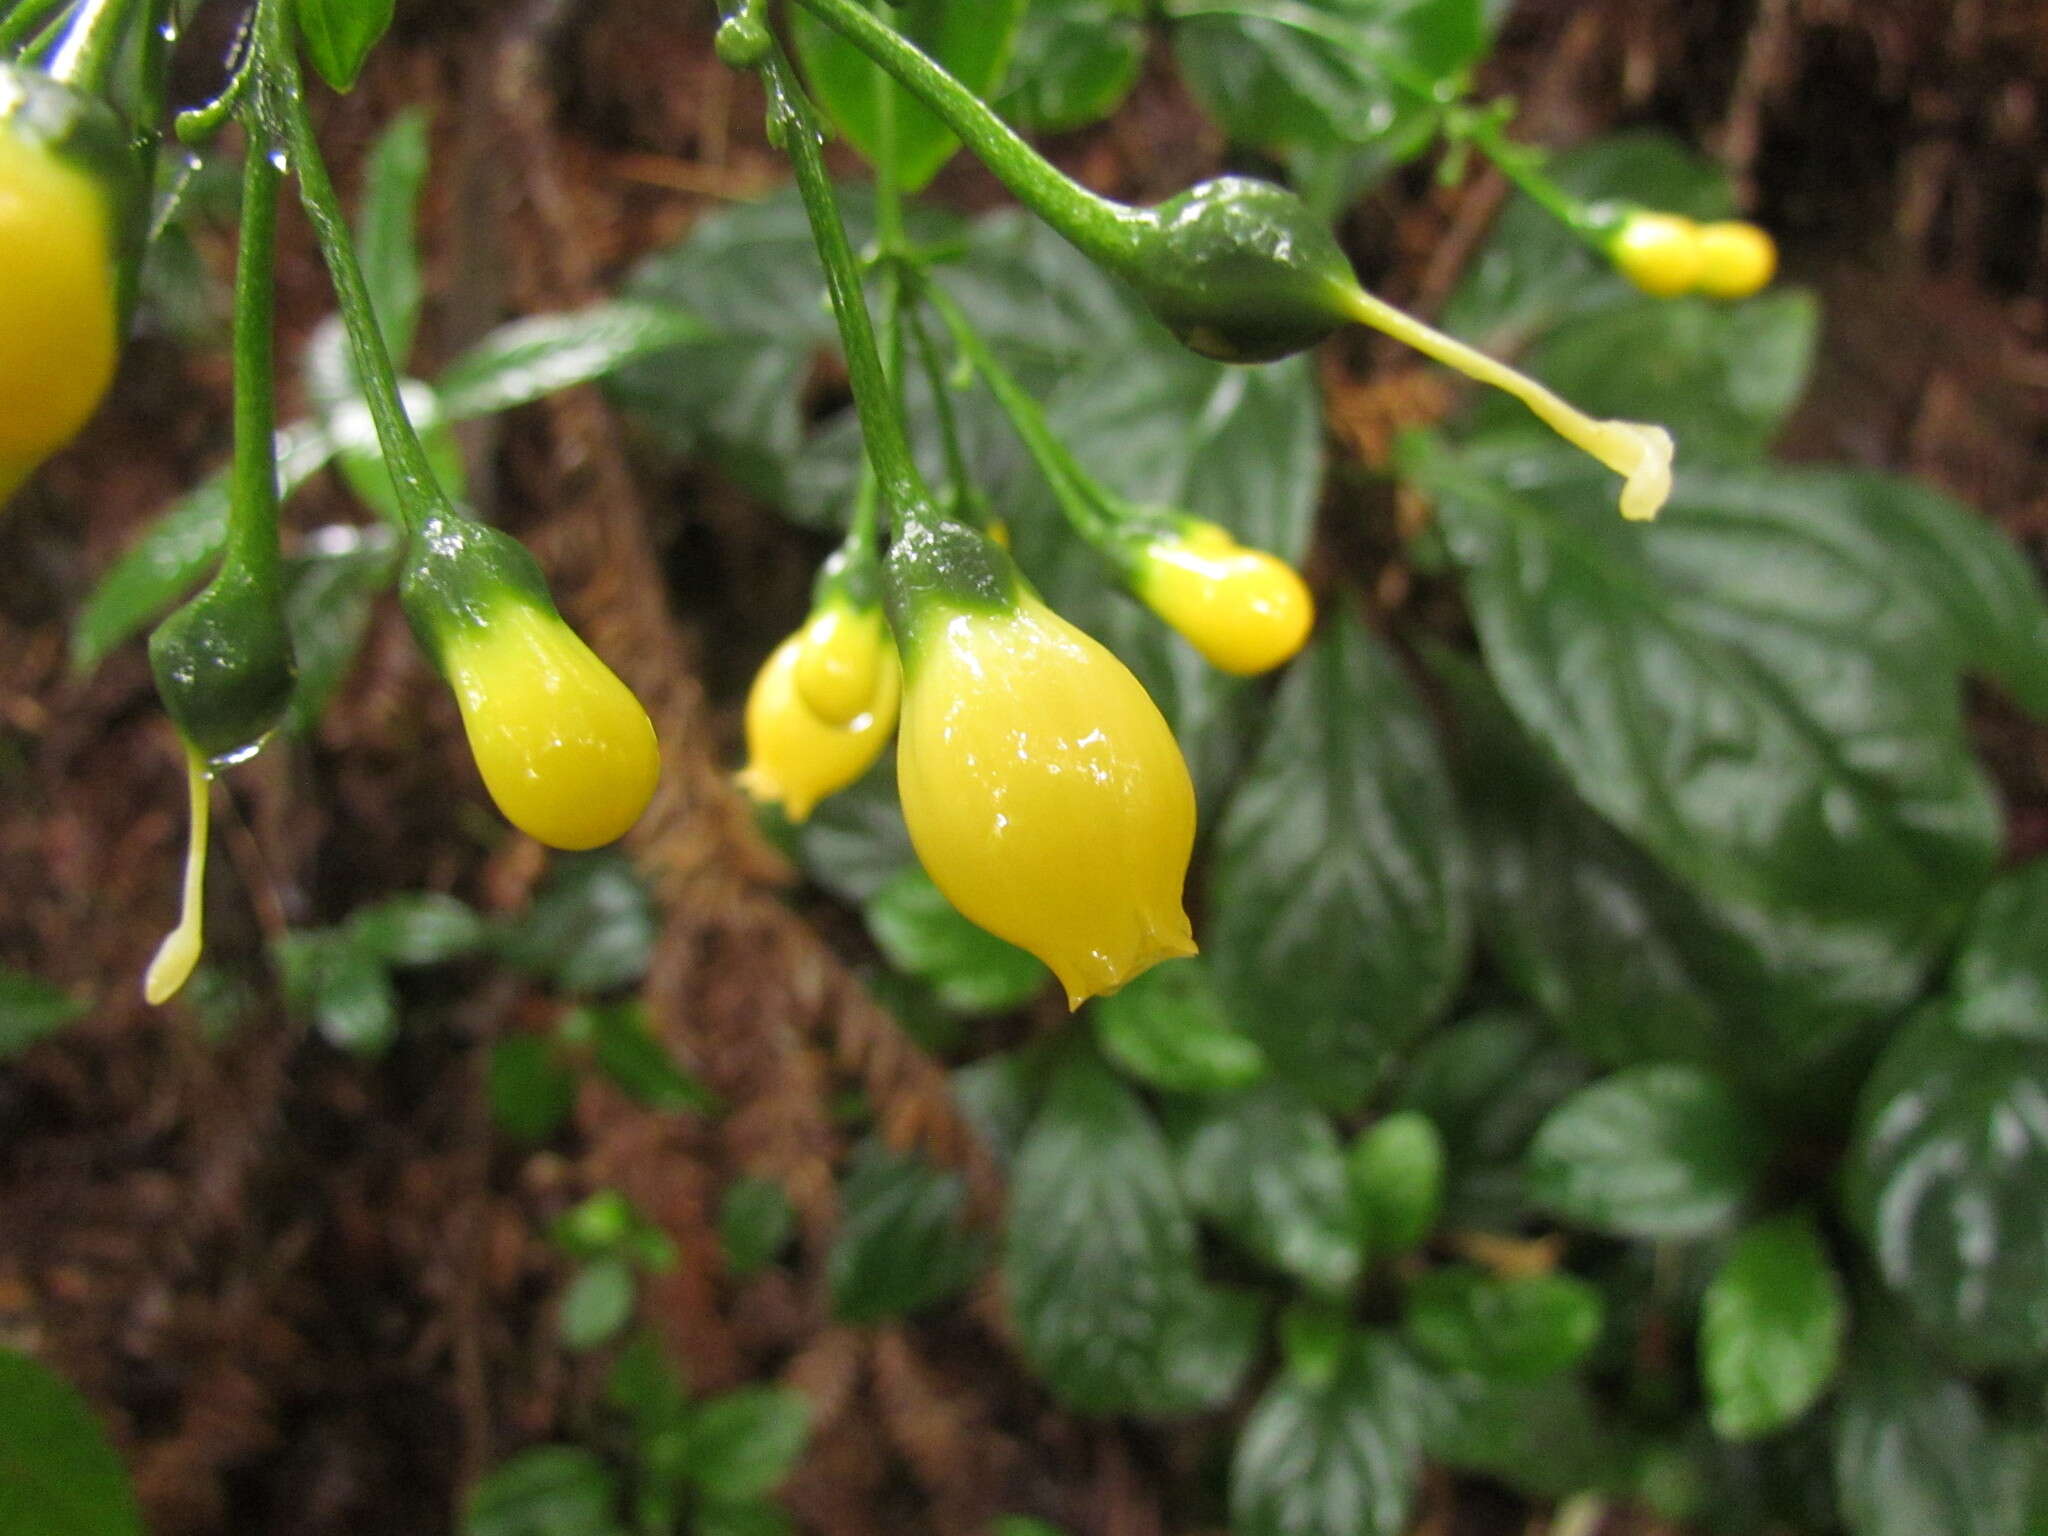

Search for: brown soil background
xmin=2 ymin=1 xmax=2045 ymax=1533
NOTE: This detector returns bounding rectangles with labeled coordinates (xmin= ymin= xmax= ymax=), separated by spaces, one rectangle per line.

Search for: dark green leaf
xmin=550 ymin=1191 xmax=646 ymax=1262
xmin=1834 ymin=1325 xmax=2032 ymax=1536
xmin=827 ymin=1139 xmax=986 ymax=1322
xmin=1952 ymin=861 xmax=2048 ymax=1041
xmin=499 ymin=853 xmax=655 ymax=996
xmin=1208 ymin=610 xmax=1469 ymax=1109
xmin=679 ymin=1387 xmax=809 ymax=1502
xmin=997 ymin=0 xmax=1145 ymax=133
xmin=1699 ymin=1214 xmax=1845 ymax=1440
xmin=281 ymin=526 xmax=400 ymax=735
xmin=795 ymin=755 xmax=914 ymax=905
xmin=606 ymin=1329 xmax=689 ymax=1429
xmin=437 ymin=303 xmax=709 ymax=422
xmin=463 ymin=1445 xmax=620 ymax=1536
xmin=1007 ymin=1050 xmax=1259 ymax=1414
xmin=1845 ymin=1007 xmax=2048 ymax=1367
xmin=1171 ymin=1084 xmax=1362 ymax=1293
xmin=1464 ymin=290 xmax=1819 ymax=463
xmin=349 ymin=892 xmax=487 ymax=967
xmin=568 ymin=1002 xmax=715 ymax=1114
xmin=1231 ymin=1330 xmax=1435 ymax=1536
xmin=0 ymin=1347 xmax=142 ymax=1536
xmin=559 ymin=1259 xmax=636 ymax=1350
xmin=1090 ymin=957 xmax=1266 ymax=1095
xmin=294 ymin=0 xmax=395 ymax=91
xmin=1396 ymin=1011 xmax=1589 ymax=1229
xmin=1174 ymin=0 xmax=1488 ymax=158
xmin=1405 ymin=1265 xmax=1603 ymax=1383
xmin=0 ymin=967 xmax=86 ymax=1060
xmin=1347 ymin=1111 xmax=1444 ymax=1259
xmin=720 ymin=1177 xmax=795 ymax=1280
xmin=790 ymin=0 xmax=1028 ymax=193
xmin=355 ymin=107 xmax=430 ymax=361
xmin=1409 ymin=436 xmax=2003 ymax=1023
xmin=1425 ymin=1371 xmax=1632 ymax=1500
xmin=693 ymin=1503 xmax=794 ymax=1536
xmin=487 ymin=1036 xmax=576 ymax=1143
xmin=281 ymin=932 xmax=399 ymax=1055
xmin=70 ymin=421 xmax=337 ymax=674
xmin=949 ymin=1050 xmax=1043 ymax=1171
xmin=865 ymin=866 xmax=1045 ymax=1016
xmin=1527 ymin=1065 xmax=1770 ymax=1238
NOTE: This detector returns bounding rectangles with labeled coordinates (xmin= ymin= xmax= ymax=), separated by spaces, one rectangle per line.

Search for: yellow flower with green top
xmin=794 ymin=598 xmax=894 ymax=727
xmin=891 ymin=526 xmax=1197 ymax=1008
xmin=1693 ymin=220 xmax=1778 ymax=300
xmin=440 ymin=600 xmax=660 ymax=850
xmin=737 ymin=627 xmax=900 ymax=821
xmin=1608 ymin=211 xmax=1705 ymax=298
xmin=1134 ymin=520 xmax=1315 ymax=676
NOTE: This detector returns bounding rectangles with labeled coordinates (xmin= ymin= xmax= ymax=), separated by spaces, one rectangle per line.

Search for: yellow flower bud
xmin=737 ymin=630 xmax=900 ymax=822
xmin=895 ymin=586 xmax=1197 ymax=1008
xmin=439 ymin=600 xmax=660 ymax=850
xmin=1609 ymin=212 xmax=1704 ymax=298
xmin=0 ymin=98 xmax=120 ymax=503
xmin=794 ymin=601 xmax=893 ymax=727
xmin=1134 ymin=521 xmax=1315 ymax=676
xmin=1693 ymin=220 xmax=1778 ymax=300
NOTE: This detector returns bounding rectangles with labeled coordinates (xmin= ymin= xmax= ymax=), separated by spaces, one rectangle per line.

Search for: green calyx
xmin=882 ymin=516 xmax=1023 ymax=673
xmin=0 ymin=61 xmax=147 ymax=316
xmin=148 ymin=562 xmax=296 ymax=764
xmin=398 ymin=513 xmax=557 ymax=671
xmin=1117 ymin=177 xmax=1356 ymax=363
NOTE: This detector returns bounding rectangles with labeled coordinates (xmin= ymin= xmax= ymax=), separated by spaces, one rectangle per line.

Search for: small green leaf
xmin=1426 ymin=1371 xmax=1633 ymax=1501
xmin=1699 ymin=1214 xmax=1845 ymax=1440
xmin=568 ymin=1002 xmax=715 ymax=1114
xmin=1207 ymin=610 xmax=1470 ymax=1110
xmin=1952 ymin=860 xmax=2048 ymax=1041
xmin=864 ymin=865 xmax=1045 ymax=1016
xmin=281 ymin=527 xmax=400 ymax=735
xmin=0 ymin=967 xmax=86 ymax=1060
xmin=606 ymin=1329 xmax=689 ymax=1428
xmin=550 ymin=1191 xmax=643 ymax=1262
xmin=680 ymin=1387 xmax=809 ymax=1502
xmin=794 ymin=756 xmax=914 ymax=906
xmin=1527 ymin=1065 xmax=1771 ymax=1238
xmin=436 ymin=303 xmax=709 ymax=423
xmin=1231 ymin=1330 xmax=1435 ymax=1536
xmin=1007 ymin=1050 xmax=1259 ymax=1414
xmin=463 ymin=1445 xmax=619 ymax=1536
xmin=720 ymin=1177 xmax=795 ymax=1280
xmin=694 ymin=1503 xmax=794 ymax=1536
xmin=0 ymin=1348 xmax=142 ymax=1536
xmin=1171 ymin=1084 xmax=1362 ymax=1294
xmin=559 ymin=1259 xmax=636 ymax=1350
xmin=281 ymin=932 xmax=398 ymax=1055
xmin=499 ymin=853 xmax=655 ymax=996
xmin=294 ymin=0 xmax=396 ymax=91
xmin=1089 ymin=956 xmax=1265 ymax=1094
xmin=1347 ymin=1111 xmax=1445 ymax=1260
xmin=355 ymin=107 xmax=430 ymax=361
xmin=998 ymin=0 xmax=1145 ymax=133
xmin=348 ymin=892 xmax=487 ymax=967
xmin=827 ymin=1139 xmax=986 ymax=1323
xmin=487 ymin=1037 xmax=576 ymax=1144
xmin=1404 ymin=1265 xmax=1603 ymax=1383
xmin=790 ymin=0 xmax=1028 ymax=193
xmin=1846 ymin=1006 xmax=2048 ymax=1367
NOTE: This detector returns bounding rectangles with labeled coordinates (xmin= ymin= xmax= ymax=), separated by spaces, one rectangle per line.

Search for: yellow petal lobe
xmin=794 ymin=602 xmax=892 ymax=727
xmin=441 ymin=604 xmax=660 ymax=850
xmin=896 ymin=593 xmax=1197 ymax=1008
xmin=1693 ymin=220 xmax=1778 ymax=300
xmin=1137 ymin=522 xmax=1316 ymax=676
xmin=144 ymin=744 xmax=211 ymax=1006
xmin=738 ymin=632 xmax=900 ymax=822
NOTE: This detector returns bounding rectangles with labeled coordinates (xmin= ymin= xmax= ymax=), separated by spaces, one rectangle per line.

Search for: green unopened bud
xmin=1349 ymin=1110 xmax=1445 ymax=1261
xmin=148 ymin=564 xmax=297 ymax=765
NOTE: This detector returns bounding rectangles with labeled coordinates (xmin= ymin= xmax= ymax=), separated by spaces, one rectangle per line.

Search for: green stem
xmin=221 ymin=134 xmax=282 ymax=581
xmin=45 ymin=0 xmax=134 ymax=92
xmin=265 ymin=2 xmax=447 ymax=533
xmin=760 ymin=44 xmax=933 ymax=531
xmin=902 ymin=294 xmax=980 ymax=526
xmin=1456 ymin=108 xmax=1618 ymax=245
xmin=0 ymin=0 xmax=70 ymax=56
xmin=784 ymin=0 xmax=1152 ymax=269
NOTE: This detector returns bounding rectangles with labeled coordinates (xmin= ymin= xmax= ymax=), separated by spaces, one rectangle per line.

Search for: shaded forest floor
xmin=2 ymin=0 xmax=2044 ymax=1532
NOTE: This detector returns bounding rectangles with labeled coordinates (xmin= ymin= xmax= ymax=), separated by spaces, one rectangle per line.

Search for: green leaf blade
xmin=1699 ymin=1214 xmax=1845 ymax=1440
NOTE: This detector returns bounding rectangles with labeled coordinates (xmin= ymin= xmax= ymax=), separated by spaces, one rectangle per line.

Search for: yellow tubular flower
xmin=0 ymin=97 xmax=120 ymax=503
xmin=737 ymin=630 xmax=900 ymax=821
xmin=794 ymin=600 xmax=893 ymax=727
xmin=894 ymin=566 xmax=1197 ymax=1009
xmin=1608 ymin=212 xmax=1704 ymax=298
xmin=1134 ymin=521 xmax=1316 ymax=676
xmin=1693 ymin=220 xmax=1778 ymax=300
xmin=440 ymin=601 xmax=661 ymax=850
xmin=143 ymin=743 xmax=211 ymax=1005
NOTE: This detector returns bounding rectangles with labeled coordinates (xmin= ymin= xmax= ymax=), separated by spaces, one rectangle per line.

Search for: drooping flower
xmin=1132 ymin=519 xmax=1315 ymax=676
xmin=737 ymin=627 xmax=900 ymax=822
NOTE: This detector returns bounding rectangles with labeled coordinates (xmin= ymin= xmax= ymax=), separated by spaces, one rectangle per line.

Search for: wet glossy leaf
xmin=295 ymin=0 xmax=394 ymax=91
xmin=1527 ymin=1064 xmax=1770 ymax=1238
xmin=1951 ymin=860 xmax=2048 ymax=1042
xmin=1208 ymin=610 xmax=1469 ymax=1109
xmin=1090 ymin=957 xmax=1267 ymax=1095
xmin=437 ymin=303 xmax=710 ymax=422
xmin=356 ymin=107 xmax=429 ymax=361
xmin=1699 ymin=1214 xmax=1845 ymax=1439
xmin=865 ymin=865 xmax=1045 ymax=1016
xmin=998 ymin=0 xmax=1145 ymax=133
xmin=1846 ymin=1006 xmax=2048 ymax=1367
